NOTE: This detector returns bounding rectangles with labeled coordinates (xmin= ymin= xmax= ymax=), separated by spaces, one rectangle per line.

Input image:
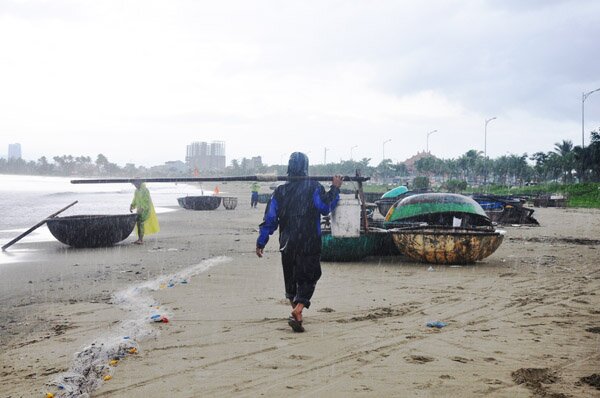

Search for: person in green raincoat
xmin=130 ymin=180 xmax=160 ymax=244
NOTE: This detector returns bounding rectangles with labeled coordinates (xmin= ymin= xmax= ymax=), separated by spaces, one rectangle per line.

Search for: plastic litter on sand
xmin=48 ymin=256 xmax=230 ymax=397
xmin=426 ymin=321 xmax=448 ymax=328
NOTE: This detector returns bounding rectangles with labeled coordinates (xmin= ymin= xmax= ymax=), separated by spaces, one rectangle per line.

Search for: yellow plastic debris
xmin=109 ymin=359 xmax=119 ymax=366
xmin=103 ymin=375 xmax=112 ymax=381
xmin=128 ymin=347 xmax=138 ymax=354
xmin=46 ymin=393 xmax=54 ymax=398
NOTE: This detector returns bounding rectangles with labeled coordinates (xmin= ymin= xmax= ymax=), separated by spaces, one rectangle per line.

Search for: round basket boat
xmin=367 ymin=219 xmax=401 ymax=256
xmin=390 ymin=227 xmax=504 ymax=264
xmin=321 ymin=231 xmax=378 ymax=262
xmin=374 ymin=197 xmax=398 ymax=218
xmin=222 ymin=197 xmax=238 ymax=210
xmin=373 ymin=232 xmax=401 ymax=256
xmin=177 ymin=196 xmax=221 ymax=210
xmin=46 ymin=214 xmax=138 ymax=248
xmin=386 ymin=193 xmax=490 ymax=225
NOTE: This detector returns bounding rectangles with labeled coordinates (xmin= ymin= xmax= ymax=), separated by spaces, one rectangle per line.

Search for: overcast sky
xmin=1 ymin=0 xmax=599 ymax=167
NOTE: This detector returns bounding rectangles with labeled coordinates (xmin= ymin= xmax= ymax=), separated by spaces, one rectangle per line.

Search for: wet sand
xmin=1 ymin=183 xmax=599 ymax=397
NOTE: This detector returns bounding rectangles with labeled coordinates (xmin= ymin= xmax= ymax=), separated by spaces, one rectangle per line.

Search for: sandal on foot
xmin=288 ymin=316 xmax=305 ymax=333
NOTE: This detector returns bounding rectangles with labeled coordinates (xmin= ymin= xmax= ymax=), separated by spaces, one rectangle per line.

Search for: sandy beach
xmin=1 ymin=182 xmax=599 ymax=397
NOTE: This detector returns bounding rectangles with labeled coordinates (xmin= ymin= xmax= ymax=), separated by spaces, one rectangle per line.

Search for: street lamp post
xmin=484 ymin=117 xmax=497 ymax=186
xmin=382 ymin=139 xmax=391 ymax=161
xmin=426 ymin=130 xmax=438 ymax=153
xmin=324 ymin=147 xmax=329 ymax=164
xmin=582 ymin=88 xmax=600 ymax=148
xmin=350 ymin=145 xmax=358 ymax=160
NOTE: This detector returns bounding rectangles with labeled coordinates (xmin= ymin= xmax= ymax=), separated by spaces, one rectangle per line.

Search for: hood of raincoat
xmin=287 ymin=152 xmax=309 ymax=176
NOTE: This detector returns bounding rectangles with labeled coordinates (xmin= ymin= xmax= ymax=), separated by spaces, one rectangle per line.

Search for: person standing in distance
xmin=130 ymin=180 xmax=160 ymax=244
xmin=250 ymin=181 xmax=260 ymax=208
xmin=256 ymin=152 xmax=342 ymax=332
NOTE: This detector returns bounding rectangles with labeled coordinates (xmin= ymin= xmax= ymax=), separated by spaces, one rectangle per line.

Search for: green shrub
xmin=443 ymin=179 xmax=467 ymax=193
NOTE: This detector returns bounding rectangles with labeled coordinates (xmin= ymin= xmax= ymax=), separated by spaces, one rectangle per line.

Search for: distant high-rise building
xmin=8 ymin=143 xmax=21 ymax=160
xmin=248 ymin=156 xmax=263 ymax=170
xmin=186 ymin=141 xmax=226 ymax=171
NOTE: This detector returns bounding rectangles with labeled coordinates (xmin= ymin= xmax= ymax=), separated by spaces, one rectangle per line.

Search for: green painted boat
xmin=367 ymin=219 xmax=401 ymax=256
xmin=381 ymin=185 xmax=408 ymax=198
xmin=385 ymin=193 xmax=491 ymax=227
xmin=373 ymin=232 xmax=401 ymax=256
xmin=321 ymin=231 xmax=378 ymax=262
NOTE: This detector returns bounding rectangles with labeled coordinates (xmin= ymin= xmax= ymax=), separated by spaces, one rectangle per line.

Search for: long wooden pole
xmin=1 ymin=201 xmax=78 ymax=251
xmin=71 ymin=175 xmax=370 ymax=184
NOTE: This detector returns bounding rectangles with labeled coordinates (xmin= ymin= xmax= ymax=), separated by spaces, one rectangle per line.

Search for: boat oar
xmin=1 ymin=201 xmax=78 ymax=251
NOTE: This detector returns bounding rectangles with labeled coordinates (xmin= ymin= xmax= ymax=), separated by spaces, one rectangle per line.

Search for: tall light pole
xmin=484 ymin=117 xmax=497 ymax=185
xmin=350 ymin=145 xmax=358 ymax=160
xmin=324 ymin=147 xmax=329 ymax=164
xmin=582 ymin=88 xmax=600 ymax=148
xmin=382 ymin=139 xmax=391 ymax=161
xmin=426 ymin=130 xmax=438 ymax=153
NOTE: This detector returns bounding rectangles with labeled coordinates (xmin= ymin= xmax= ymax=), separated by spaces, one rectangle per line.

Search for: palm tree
xmin=553 ymin=140 xmax=575 ymax=183
xmin=457 ymin=150 xmax=483 ymax=184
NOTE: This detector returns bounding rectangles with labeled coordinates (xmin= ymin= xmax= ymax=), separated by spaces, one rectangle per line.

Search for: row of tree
xmin=2 ymin=130 xmax=599 ymax=185
xmin=408 ymin=131 xmax=600 ymax=185
xmin=0 ymin=154 xmax=141 ymax=176
xmin=306 ymin=130 xmax=600 ymax=186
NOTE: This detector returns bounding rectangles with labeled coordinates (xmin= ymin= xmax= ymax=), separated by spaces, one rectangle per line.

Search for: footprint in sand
xmin=318 ymin=307 xmax=335 ymax=313
xmin=451 ymin=356 xmax=471 ymax=363
xmin=405 ymin=355 xmax=434 ymax=364
xmin=289 ymin=354 xmax=310 ymax=360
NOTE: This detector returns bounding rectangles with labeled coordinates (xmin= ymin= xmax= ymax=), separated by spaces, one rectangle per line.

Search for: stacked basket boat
xmin=177 ymin=195 xmax=238 ymax=210
xmin=322 ymin=191 xmax=505 ymax=265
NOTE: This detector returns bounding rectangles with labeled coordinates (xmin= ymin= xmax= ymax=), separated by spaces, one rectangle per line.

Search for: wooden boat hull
xmin=533 ymin=195 xmax=567 ymax=208
xmin=177 ymin=196 xmax=221 ymax=210
xmin=222 ymin=197 xmax=238 ymax=210
xmin=472 ymin=194 xmax=539 ymax=225
xmin=391 ymin=228 xmax=504 ymax=264
xmin=46 ymin=214 xmax=137 ymax=248
xmin=373 ymin=232 xmax=401 ymax=256
xmin=321 ymin=232 xmax=378 ymax=262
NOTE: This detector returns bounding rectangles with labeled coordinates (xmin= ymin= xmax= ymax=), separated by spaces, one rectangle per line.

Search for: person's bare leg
xmin=291 ymin=303 xmax=304 ymax=322
xmin=134 ymin=222 xmax=144 ymax=244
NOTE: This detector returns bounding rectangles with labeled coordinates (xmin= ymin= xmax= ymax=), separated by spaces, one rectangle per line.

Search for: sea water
xmin=0 ymin=174 xmax=207 ymax=246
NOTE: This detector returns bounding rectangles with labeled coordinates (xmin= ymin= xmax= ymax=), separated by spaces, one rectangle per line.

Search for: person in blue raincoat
xmin=256 ymin=152 xmax=342 ymax=332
